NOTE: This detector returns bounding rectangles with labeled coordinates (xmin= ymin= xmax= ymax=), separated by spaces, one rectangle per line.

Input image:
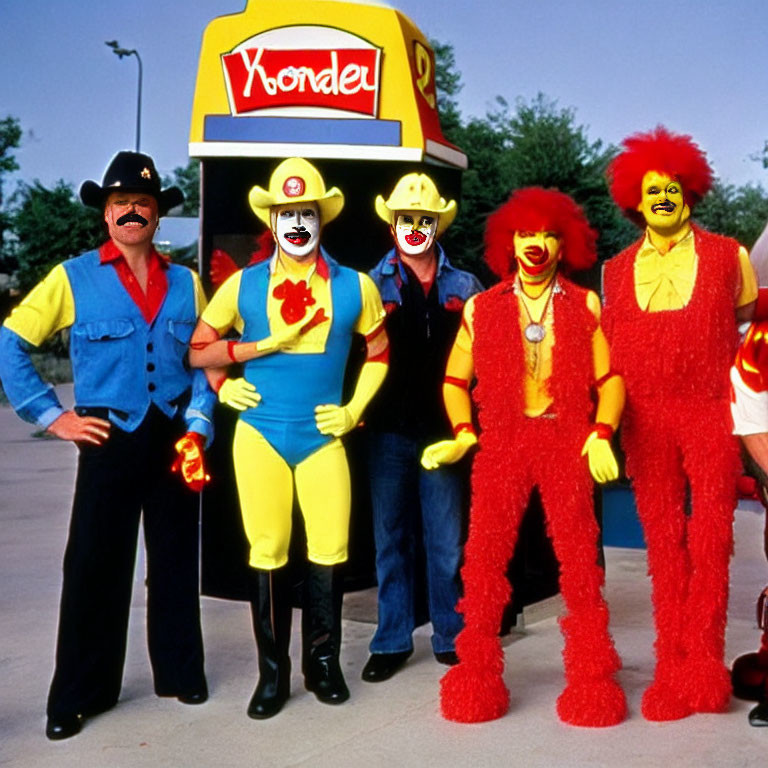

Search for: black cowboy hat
xmin=80 ymin=151 xmax=184 ymax=215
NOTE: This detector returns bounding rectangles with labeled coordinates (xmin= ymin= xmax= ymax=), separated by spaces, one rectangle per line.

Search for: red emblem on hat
xmin=283 ymin=176 xmax=305 ymax=197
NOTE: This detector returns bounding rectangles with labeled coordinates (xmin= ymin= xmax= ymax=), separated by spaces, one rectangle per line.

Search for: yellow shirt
xmin=634 ymin=228 xmax=756 ymax=312
xmin=4 ymin=262 xmax=206 ymax=347
xmin=456 ymin=281 xmax=608 ymax=417
xmin=202 ymin=252 xmax=385 ymax=352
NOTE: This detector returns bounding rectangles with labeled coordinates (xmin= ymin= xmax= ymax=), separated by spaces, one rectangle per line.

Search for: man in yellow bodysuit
xmin=189 ymin=158 xmax=388 ymax=719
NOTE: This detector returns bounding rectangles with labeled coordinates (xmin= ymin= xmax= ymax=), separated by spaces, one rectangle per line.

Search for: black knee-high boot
xmin=302 ymin=563 xmax=349 ymax=704
xmin=247 ymin=566 xmax=293 ymax=719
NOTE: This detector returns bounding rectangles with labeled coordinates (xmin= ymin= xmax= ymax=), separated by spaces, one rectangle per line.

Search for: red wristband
xmin=226 ymin=340 xmax=239 ymax=363
xmin=593 ymin=422 xmax=614 ymax=440
xmin=453 ymin=422 xmax=476 ymax=438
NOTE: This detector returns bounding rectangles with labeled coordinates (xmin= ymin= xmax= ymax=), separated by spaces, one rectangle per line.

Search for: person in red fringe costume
xmin=421 ymin=187 xmax=627 ymax=726
xmin=602 ymin=126 xmax=758 ymax=721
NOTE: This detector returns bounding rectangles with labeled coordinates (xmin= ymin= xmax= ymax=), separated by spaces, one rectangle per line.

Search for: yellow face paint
xmin=636 ymin=171 xmax=690 ymax=234
xmin=513 ymin=230 xmax=561 ymax=285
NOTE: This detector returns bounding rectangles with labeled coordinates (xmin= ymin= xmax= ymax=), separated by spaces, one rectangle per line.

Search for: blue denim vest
xmin=64 ymin=250 xmax=199 ymax=432
xmin=369 ymin=243 xmax=484 ymax=308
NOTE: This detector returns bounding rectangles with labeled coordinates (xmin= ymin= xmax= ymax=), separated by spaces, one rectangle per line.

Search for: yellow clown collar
xmin=248 ymin=157 xmax=345 ymax=228
xmin=375 ymin=172 xmax=457 ymax=238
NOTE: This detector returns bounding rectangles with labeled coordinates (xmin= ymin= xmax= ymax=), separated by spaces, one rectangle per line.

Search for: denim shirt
xmin=369 ymin=243 xmax=483 ymax=310
xmin=0 ymin=250 xmax=214 ymax=442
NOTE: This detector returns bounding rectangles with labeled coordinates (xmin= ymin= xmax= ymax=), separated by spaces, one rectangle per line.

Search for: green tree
xmin=435 ymin=86 xmax=636 ymax=278
xmin=9 ymin=180 xmax=103 ymax=293
xmin=0 ymin=116 xmax=22 ymax=267
xmin=695 ymin=181 xmax=768 ymax=249
xmin=164 ymin=159 xmax=200 ymax=217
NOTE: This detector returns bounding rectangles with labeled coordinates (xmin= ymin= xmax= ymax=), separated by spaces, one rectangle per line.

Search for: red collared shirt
xmin=99 ymin=239 xmax=169 ymax=324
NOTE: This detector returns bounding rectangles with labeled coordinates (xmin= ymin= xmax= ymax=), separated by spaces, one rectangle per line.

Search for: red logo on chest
xmin=272 ymin=279 xmax=316 ymax=324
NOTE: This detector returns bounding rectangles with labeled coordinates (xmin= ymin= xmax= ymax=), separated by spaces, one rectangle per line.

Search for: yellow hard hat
xmin=248 ymin=158 xmax=344 ymax=228
xmin=375 ymin=173 xmax=457 ymax=238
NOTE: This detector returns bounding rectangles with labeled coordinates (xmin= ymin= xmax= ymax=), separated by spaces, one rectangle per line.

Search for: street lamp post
xmin=105 ymin=40 xmax=143 ymax=152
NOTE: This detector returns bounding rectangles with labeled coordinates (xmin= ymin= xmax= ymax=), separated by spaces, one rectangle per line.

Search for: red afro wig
xmin=607 ymin=126 xmax=713 ymax=224
xmin=484 ymin=187 xmax=598 ymax=279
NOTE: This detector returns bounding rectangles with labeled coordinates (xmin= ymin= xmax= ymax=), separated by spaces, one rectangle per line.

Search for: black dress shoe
xmin=434 ymin=651 xmax=459 ymax=666
xmin=749 ymin=700 xmax=768 ymax=726
xmin=46 ymin=714 xmax=82 ymax=741
xmin=361 ymin=651 xmax=413 ymax=682
xmin=177 ymin=690 xmax=208 ymax=705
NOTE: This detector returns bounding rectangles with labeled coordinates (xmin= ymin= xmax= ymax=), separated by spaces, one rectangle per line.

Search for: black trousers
xmin=46 ymin=407 xmax=205 ymax=718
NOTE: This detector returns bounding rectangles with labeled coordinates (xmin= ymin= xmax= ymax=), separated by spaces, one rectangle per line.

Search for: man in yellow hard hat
xmin=189 ymin=157 xmax=388 ymax=719
xmin=360 ymin=173 xmax=482 ymax=683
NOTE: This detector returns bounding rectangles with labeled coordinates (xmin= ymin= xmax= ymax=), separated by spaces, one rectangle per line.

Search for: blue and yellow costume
xmin=191 ymin=156 xmax=387 ymax=717
xmin=202 ymin=248 xmax=385 ymax=569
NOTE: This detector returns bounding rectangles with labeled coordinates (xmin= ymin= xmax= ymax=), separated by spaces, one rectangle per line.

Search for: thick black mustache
xmin=283 ymin=227 xmax=310 ymax=242
xmin=116 ymin=212 xmax=149 ymax=226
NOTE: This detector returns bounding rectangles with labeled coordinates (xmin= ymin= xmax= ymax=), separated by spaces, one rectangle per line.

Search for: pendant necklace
xmin=519 ymin=281 xmax=554 ymax=344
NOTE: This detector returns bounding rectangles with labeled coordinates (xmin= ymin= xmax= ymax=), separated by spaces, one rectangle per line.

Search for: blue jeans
xmin=367 ymin=431 xmax=465 ymax=655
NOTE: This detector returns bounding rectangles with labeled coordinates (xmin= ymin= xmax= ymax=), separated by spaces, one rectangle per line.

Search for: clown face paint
xmin=273 ymin=202 xmax=320 ymax=260
xmin=394 ymin=212 xmax=438 ymax=257
xmin=636 ymin=171 xmax=690 ymax=234
xmin=513 ymin=230 xmax=562 ymax=285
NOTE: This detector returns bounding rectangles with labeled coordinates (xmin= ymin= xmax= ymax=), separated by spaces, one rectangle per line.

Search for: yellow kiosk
xmin=190 ymin=0 xmax=466 ymax=274
xmin=191 ymin=0 xmax=468 ymax=599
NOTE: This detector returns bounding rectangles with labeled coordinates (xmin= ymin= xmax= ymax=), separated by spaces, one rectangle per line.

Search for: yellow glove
xmin=581 ymin=430 xmax=619 ymax=484
xmin=421 ymin=430 xmax=478 ymax=470
xmin=314 ymin=359 xmax=387 ymax=437
xmin=218 ymin=377 xmax=262 ymax=411
xmin=255 ymin=309 xmax=329 ymax=355
xmin=255 ymin=324 xmax=302 ymax=354
xmin=314 ymin=404 xmax=356 ymax=437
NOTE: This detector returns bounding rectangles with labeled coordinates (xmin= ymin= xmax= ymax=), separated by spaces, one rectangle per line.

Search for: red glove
xmin=171 ymin=431 xmax=210 ymax=492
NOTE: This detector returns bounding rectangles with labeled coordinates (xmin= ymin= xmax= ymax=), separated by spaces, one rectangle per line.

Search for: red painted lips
xmin=405 ymin=231 xmax=428 ymax=246
xmin=523 ymin=245 xmax=549 ymax=265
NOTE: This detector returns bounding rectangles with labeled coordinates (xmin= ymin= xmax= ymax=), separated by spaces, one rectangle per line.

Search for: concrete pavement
xmin=1 ymin=385 xmax=767 ymax=767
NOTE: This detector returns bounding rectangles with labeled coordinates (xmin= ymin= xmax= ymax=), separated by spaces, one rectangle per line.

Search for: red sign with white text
xmin=222 ymin=47 xmax=381 ymax=116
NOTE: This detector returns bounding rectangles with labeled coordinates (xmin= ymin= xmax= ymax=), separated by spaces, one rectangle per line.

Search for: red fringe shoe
xmin=440 ymin=629 xmax=509 ymax=723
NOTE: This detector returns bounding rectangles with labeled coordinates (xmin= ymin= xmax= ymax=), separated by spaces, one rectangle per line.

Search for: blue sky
xmin=2 ymin=0 xmax=767 ymax=194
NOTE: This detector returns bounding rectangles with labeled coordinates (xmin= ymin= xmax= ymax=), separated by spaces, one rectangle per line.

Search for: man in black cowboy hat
xmin=0 ymin=150 xmax=215 ymax=740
